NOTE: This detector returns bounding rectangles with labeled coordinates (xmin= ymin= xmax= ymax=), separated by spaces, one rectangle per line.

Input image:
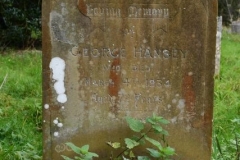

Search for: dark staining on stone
xmin=182 ymin=73 xmax=196 ymax=118
xmin=77 ymin=0 xmax=88 ymax=18
xmin=108 ymin=52 xmax=121 ymax=114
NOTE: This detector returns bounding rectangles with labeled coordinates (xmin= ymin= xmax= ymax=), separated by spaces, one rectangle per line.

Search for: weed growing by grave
xmin=0 ymin=50 xmax=42 ymax=159
xmin=62 ymin=114 xmax=175 ymax=160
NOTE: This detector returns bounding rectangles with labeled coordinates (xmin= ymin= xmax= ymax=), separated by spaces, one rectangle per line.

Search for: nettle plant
xmin=62 ymin=114 xmax=175 ymax=160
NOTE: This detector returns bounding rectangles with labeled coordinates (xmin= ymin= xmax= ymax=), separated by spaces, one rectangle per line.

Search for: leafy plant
xmin=62 ymin=114 xmax=175 ymax=160
xmin=61 ymin=143 xmax=99 ymax=160
xmin=107 ymin=114 xmax=175 ymax=160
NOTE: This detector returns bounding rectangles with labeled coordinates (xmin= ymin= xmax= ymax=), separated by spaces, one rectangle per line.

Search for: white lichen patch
xmin=50 ymin=57 xmax=67 ymax=103
xmin=57 ymin=123 xmax=63 ymax=128
xmin=53 ymin=119 xmax=59 ymax=124
xmin=54 ymin=132 xmax=59 ymax=137
xmin=177 ymin=99 xmax=185 ymax=110
xmin=44 ymin=104 xmax=49 ymax=109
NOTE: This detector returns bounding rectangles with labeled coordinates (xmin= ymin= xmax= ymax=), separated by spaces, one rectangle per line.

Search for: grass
xmin=0 ymin=31 xmax=239 ymax=159
xmin=212 ymin=30 xmax=240 ymax=160
xmin=0 ymin=50 xmax=42 ymax=160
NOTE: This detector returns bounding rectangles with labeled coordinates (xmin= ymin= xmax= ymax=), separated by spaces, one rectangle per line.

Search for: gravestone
xmin=231 ymin=21 xmax=240 ymax=34
xmin=215 ymin=16 xmax=222 ymax=77
xmin=42 ymin=0 xmax=217 ymax=159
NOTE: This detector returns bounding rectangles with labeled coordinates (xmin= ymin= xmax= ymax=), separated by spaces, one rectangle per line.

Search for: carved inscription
xmin=134 ymin=47 xmax=187 ymax=59
xmin=128 ymin=6 xmax=169 ymax=18
xmin=75 ymin=2 xmax=186 ymax=110
xmin=71 ymin=48 xmax=126 ymax=58
xmin=81 ymin=77 xmax=170 ymax=88
xmin=87 ymin=5 xmax=121 ymax=17
xmin=71 ymin=47 xmax=187 ymax=59
xmin=90 ymin=92 xmax=164 ymax=106
xmin=86 ymin=3 xmax=169 ymax=19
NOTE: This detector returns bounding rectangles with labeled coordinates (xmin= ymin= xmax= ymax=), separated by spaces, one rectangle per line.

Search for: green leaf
xmin=129 ymin=151 xmax=135 ymax=158
xmin=152 ymin=124 xmax=163 ymax=133
xmin=122 ymin=156 xmax=130 ymax=160
xmin=74 ymin=156 xmax=84 ymax=160
xmin=83 ymin=152 xmax=99 ymax=160
xmin=65 ymin=142 xmax=81 ymax=154
xmin=161 ymin=129 xmax=169 ymax=136
xmin=156 ymin=118 xmax=169 ymax=125
xmin=147 ymin=115 xmax=170 ymax=125
xmin=137 ymin=156 xmax=151 ymax=160
xmin=107 ymin=142 xmax=121 ymax=149
xmin=162 ymin=147 xmax=175 ymax=156
xmin=145 ymin=136 xmax=162 ymax=149
xmin=126 ymin=117 xmax=144 ymax=132
xmin=146 ymin=148 xmax=161 ymax=158
xmin=124 ymin=138 xmax=140 ymax=149
xmin=80 ymin=145 xmax=89 ymax=154
xmin=61 ymin=155 xmax=74 ymax=160
xmin=146 ymin=117 xmax=157 ymax=125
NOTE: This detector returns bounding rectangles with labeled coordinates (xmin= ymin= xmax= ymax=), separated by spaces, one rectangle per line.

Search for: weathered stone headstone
xmin=215 ymin=16 xmax=222 ymax=77
xmin=42 ymin=0 xmax=217 ymax=159
xmin=231 ymin=21 xmax=240 ymax=34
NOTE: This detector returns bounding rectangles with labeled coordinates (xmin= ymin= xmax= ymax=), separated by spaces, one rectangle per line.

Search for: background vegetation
xmin=0 ymin=51 xmax=42 ymax=159
xmin=0 ymin=0 xmax=42 ymax=51
xmin=212 ymin=30 xmax=240 ymax=160
xmin=218 ymin=0 xmax=240 ymax=25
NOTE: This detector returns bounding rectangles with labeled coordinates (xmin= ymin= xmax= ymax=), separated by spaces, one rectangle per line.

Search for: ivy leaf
xmin=107 ymin=141 xmax=121 ymax=149
xmin=146 ymin=148 xmax=161 ymax=158
xmin=126 ymin=117 xmax=144 ymax=132
xmin=125 ymin=138 xmax=140 ymax=149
